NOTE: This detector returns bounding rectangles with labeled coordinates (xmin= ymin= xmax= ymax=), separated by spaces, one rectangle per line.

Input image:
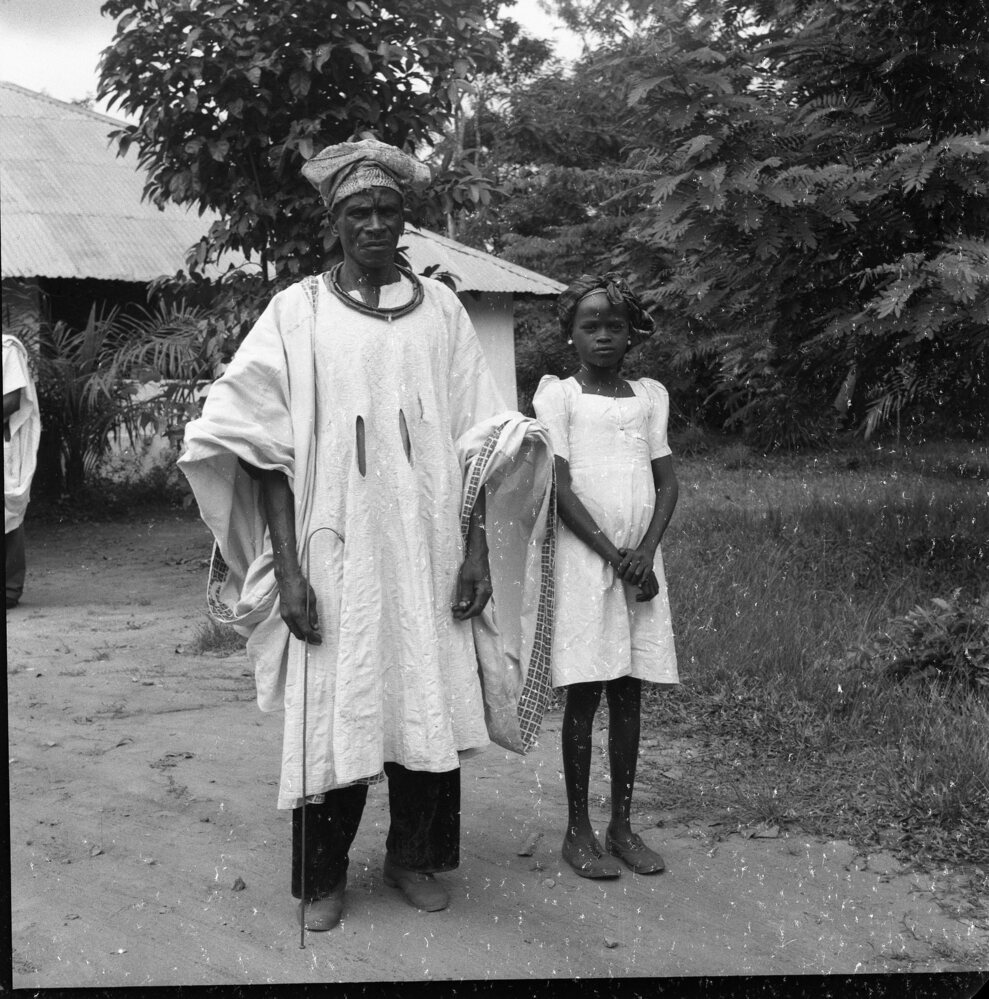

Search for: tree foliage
xmin=418 ymin=17 xmax=554 ymax=238
xmin=97 ymin=0 xmax=506 ymax=283
xmin=94 ymin=0 xmax=989 ymax=441
xmin=619 ymin=0 xmax=989 ymax=443
xmin=463 ymin=47 xmax=636 ymax=278
xmin=484 ymin=0 xmax=989 ymax=441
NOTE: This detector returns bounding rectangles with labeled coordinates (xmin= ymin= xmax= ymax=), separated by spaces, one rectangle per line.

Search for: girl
xmin=534 ymin=273 xmax=679 ymax=879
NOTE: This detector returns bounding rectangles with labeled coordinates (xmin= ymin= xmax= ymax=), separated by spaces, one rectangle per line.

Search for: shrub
xmin=188 ymin=617 xmax=247 ymax=656
xmin=855 ymin=592 xmax=989 ymax=698
xmin=31 ymin=443 xmax=190 ymax=522
xmin=719 ymin=441 xmax=755 ymax=471
xmin=668 ymin=422 xmax=714 ymax=457
xmin=12 ymin=302 xmax=216 ymax=498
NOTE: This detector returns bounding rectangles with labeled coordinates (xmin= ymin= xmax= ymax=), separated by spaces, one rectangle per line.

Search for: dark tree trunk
xmin=64 ymin=441 xmax=86 ymax=495
xmin=33 ymin=428 xmax=63 ymax=499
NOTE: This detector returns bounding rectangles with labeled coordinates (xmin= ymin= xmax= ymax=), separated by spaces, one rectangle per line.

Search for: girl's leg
xmin=604 ymin=676 xmax=665 ymax=873
xmin=604 ymin=675 xmax=641 ymax=842
xmin=561 ymin=681 xmax=604 ymax=848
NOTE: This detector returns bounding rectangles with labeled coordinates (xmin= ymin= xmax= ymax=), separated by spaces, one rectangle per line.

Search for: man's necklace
xmin=326 ymin=262 xmax=424 ymax=320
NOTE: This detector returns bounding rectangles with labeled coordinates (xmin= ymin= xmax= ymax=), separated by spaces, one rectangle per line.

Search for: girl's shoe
xmin=561 ymin=837 xmax=622 ymax=879
xmin=605 ymin=831 xmax=665 ymax=874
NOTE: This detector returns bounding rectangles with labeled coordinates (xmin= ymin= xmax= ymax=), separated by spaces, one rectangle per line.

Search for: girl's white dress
xmin=533 ymin=375 xmax=678 ymax=688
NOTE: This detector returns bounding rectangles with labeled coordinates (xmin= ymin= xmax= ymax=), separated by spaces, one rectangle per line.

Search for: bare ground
xmin=7 ymin=512 xmax=989 ymax=988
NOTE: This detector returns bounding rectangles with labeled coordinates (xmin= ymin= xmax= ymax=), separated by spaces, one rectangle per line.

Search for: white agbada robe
xmin=3 ymin=334 xmax=41 ymax=534
xmin=180 ymin=274 xmax=554 ymax=809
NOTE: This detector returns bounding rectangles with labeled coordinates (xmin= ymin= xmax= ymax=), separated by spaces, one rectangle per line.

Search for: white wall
xmin=460 ymin=291 xmax=518 ymax=409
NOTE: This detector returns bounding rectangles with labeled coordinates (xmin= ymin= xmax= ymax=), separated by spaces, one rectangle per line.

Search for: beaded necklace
xmin=326 ymin=262 xmax=424 ymax=320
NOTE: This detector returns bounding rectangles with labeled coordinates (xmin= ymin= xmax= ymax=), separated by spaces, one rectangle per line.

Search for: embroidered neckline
xmin=571 ymin=373 xmax=635 ymax=399
xmin=325 ymin=262 xmax=424 ymax=319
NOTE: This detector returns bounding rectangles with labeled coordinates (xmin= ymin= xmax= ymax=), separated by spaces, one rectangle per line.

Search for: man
xmin=180 ymin=138 xmax=554 ymax=933
xmin=4 ymin=332 xmax=41 ymax=609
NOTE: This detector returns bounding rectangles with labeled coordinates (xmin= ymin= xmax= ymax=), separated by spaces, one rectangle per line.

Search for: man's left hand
xmin=452 ymin=555 xmax=493 ymax=620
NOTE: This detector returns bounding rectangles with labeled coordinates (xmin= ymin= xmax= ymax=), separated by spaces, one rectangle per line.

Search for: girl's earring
xmin=567 ymin=338 xmax=573 ymax=345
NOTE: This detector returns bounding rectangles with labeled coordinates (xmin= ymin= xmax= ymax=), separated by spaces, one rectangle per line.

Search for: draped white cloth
xmin=3 ymin=334 xmax=41 ymax=534
xmin=180 ymin=275 xmax=554 ymax=808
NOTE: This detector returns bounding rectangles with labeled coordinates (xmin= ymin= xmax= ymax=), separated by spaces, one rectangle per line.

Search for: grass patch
xmin=639 ymin=442 xmax=989 ymax=871
xmin=187 ymin=617 xmax=247 ymax=656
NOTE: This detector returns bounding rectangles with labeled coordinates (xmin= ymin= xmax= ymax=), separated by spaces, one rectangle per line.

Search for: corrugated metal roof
xmin=0 ymin=81 xmax=564 ymax=295
xmin=0 ymin=82 xmax=219 ymax=282
xmin=400 ymin=225 xmax=563 ymax=295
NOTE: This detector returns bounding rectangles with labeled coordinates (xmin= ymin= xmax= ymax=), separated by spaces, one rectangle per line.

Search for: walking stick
xmin=299 ymin=556 xmax=310 ymax=950
xmin=298 ymin=526 xmax=340 ymax=949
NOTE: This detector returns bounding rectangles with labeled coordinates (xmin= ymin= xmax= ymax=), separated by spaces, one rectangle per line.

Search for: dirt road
xmin=7 ymin=513 xmax=989 ymax=987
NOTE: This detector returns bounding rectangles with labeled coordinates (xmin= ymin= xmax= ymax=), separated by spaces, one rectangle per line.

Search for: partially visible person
xmin=533 ymin=272 xmax=679 ymax=880
xmin=4 ymin=332 xmax=41 ymax=609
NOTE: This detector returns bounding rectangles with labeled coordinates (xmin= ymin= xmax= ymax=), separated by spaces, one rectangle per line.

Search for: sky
xmin=0 ymin=0 xmax=581 ymax=116
xmin=0 ymin=0 xmax=118 ymax=109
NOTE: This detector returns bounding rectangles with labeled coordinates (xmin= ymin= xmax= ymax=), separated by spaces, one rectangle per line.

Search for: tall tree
xmin=422 ymin=17 xmax=554 ymax=241
xmin=454 ymin=3 xmax=728 ymax=417
xmin=612 ymin=0 xmax=989 ymax=442
xmin=98 ymin=0 xmax=505 ymax=284
xmin=479 ymin=0 xmax=989 ymax=438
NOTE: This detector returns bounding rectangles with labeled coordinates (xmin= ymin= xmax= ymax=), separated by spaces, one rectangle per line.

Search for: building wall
xmin=460 ymin=291 xmax=518 ymax=409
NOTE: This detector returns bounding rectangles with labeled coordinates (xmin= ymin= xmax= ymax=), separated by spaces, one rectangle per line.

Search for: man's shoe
xmin=561 ymin=837 xmax=622 ymax=879
xmin=382 ymin=858 xmax=449 ymax=911
xmin=605 ymin=831 xmax=665 ymax=874
xmin=297 ymin=875 xmax=346 ymax=931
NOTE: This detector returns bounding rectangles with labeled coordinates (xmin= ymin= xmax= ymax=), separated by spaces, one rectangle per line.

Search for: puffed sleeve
xmin=640 ymin=378 xmax=672 ymax=459
xmin=532 ymin=375 xmax=570 ymax=461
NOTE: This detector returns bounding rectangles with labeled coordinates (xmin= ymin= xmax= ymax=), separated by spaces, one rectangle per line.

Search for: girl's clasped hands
xmin=616 ymin=546 xmax=660 ymax=601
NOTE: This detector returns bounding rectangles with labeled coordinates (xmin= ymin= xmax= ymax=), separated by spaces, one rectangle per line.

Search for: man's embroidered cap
xmin=301 ymin=138 xmax=431 ymax=210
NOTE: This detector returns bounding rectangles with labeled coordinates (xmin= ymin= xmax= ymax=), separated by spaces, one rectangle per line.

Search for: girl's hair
xmin=557 ymin=272 xmax=655 ymax=343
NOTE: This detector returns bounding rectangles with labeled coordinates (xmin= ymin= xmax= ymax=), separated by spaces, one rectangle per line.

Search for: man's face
xmin=331 ymin=187 xmax=404 ymax=271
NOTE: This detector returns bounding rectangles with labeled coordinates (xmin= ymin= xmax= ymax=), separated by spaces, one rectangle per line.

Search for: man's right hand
xmin=278 ymin=574 xmax=322 ymax=644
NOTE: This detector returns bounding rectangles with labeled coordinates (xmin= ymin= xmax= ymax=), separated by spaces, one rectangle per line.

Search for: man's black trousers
xmin=291 ymin=762 xmax=460 ymax=901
